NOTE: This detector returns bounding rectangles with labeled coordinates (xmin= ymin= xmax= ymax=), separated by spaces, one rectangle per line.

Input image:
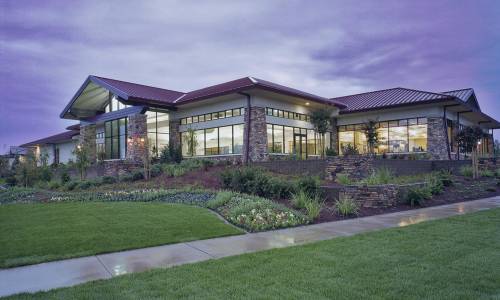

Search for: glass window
xmin=205 ymin=128 xmax=218 ymax=155
xmin=284 ymin=126 xmax=293 ymax=154
xmin=195 ymin=130 xmax=204 ymax=156
xmin=409 ymin=124 xmax=427 ymax=152
xmin=104 ymin=118 xmax=127 ymax=160
xmin=376 ymin=127 xmax=389 ymax=154
xmin=199 ymin=115 xmax=205 ymax=122
xmin=181 ymin=118 xmax=187 ymax=125
xmin=273 ymin=125 xmax=284 ymax=153
xmin=233 ymin=108 xmax=241 ymax=116
xmin=267 ymin=124 xmax=274 ymax=153
xmin=205 ymin=114 xmax=212 ymax=121
xmin=157 ymin=133 xmax=169 ymax=154
xmin=389 ymin=126 xmax=408 ymax=153
xmin=225 ymin=110 xmax=233 ymax=118
xmin=307 ymin=130 xmax=316 ymax=155
xmin=218 ymin=111 xmax=225 ymax=119
xmin=355 ymin=130 xmax=367 ymax=154
xmin=181 ymin=131 xmax=190 ymax=157
xmin=339 ymin=131 xmax=354 ymax=154
xmin=192 ymin=116 xmax=199 ymax=123
xmin=212 ymin=113 xmax=219 ymax=120
xmin=219 ymin=126 xmax=232 ymax=154
xmin=233 ymin=124 xmax=244 ymax=154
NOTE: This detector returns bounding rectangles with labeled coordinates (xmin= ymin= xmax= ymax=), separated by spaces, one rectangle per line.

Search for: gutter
xmin=239 ymin=92 xmax=251 ymax=165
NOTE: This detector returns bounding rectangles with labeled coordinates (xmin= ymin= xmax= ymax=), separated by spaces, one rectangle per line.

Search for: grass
xmin=7 ymin=208 xmax=500 ymax=299
xmin=0 ymin=202 xmax=242 ymax=268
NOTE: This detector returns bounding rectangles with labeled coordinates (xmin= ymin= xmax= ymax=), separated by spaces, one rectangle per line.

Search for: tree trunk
xmin=472 ymin=149 xmax=478 ymax=179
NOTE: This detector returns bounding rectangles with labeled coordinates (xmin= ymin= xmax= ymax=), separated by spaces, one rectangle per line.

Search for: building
xmin=20 ymin=126 xmax=79 ymax=165
xmin=21 ymin=75 xmax=499 ymax=165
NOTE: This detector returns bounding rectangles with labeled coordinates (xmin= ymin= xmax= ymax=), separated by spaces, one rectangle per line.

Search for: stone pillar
xmin=330 ymin=118 xmax=338 ymax=153
xmin=169 ymin=120 xmax=181 ymax=150
xmin=79 ymin=124 xmax=96 ymax=163
xmin=243 ymin=106 xmax=268 ymax=162
xmin=126 ymin=113 xmax=147 ymax=163
xmin=427 ymin=117 xmax=449 ymax=160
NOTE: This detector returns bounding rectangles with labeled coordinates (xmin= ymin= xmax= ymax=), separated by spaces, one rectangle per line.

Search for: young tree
xmin=455 ymin=126 xmax=485 ymax=179
xmin=362 ymin=119 xmax=379 ymax=155
xmin=73 ymin=145 xmax=90 ymax=180
xmin=143 ymin=138 xmax=151 ymax=180
xmin=185 ymin=128 xmax=198 ymax=157
xmin=15 ymin=151 xmax=37 ymax=187
xmin=310 ymin=109 xmax=333 ymax=158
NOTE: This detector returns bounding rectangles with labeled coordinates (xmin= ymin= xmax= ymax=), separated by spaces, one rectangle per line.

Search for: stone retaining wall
xmin=103 ymin=160 xmax=142 ymax=177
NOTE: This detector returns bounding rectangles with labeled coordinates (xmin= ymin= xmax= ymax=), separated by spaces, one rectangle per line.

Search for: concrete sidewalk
xmin=1 ymin=196 xmax=499 ymax=298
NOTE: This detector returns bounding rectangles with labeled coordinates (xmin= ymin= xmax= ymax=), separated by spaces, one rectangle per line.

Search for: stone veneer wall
xmin=169 ymin=120 xmax=181 ymax=150
xmin=103 ymin=160 xmax=142 ymax=177
xmin=339 ymin=182 xmax=427 ymax=208
xmin=325 ymin=155 xmax=374 ymax=181
xmin=79 ymin=124 xmax=96 ymax=163
xmin=243 ymin=106 xmax=268 ymax=162
xmin=126 ymin=113 xmax=147 ymax=163
xmin=427 ymin=117 xmax=449 ymax=160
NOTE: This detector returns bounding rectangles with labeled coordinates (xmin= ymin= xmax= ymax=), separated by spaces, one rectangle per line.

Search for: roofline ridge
xmin=331 ymin=87 xmax=401 ymax=100
xmin=441 ymin=87 xmax=474 ymax=93
xmin=90 ymin=75 xmax=185 ymax=94
xmin=394 ymin=87 xmax=452 ymax=98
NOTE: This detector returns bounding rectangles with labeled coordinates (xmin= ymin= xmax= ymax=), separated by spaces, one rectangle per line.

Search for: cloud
xmin=1 ymin=0 xmax=500 ymax=152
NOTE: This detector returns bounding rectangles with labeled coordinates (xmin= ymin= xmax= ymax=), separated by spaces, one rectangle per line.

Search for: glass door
xmin=293 ymin=134 xmax=307 ymax=159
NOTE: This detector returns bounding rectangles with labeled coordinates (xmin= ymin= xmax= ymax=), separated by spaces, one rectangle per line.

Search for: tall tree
xmin=455 ymin=126 xmax=485 ymax=179
xmin=310 ymin=109 xmax=333 ymax=158
xmin=73 ymin=145 xmax=90 ymax=180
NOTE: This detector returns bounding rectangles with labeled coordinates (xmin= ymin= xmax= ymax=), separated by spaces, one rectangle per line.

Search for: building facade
xmin=21 ymin=76 xmax=499 ymax=165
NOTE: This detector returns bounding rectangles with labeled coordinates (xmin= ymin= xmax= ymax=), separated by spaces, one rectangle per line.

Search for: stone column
xmin=427 ymin=117 xmax=449 ymax=160
xmin=79 ymin=124 xmax=96 ymax=163
xmin=169 ymin=120 xmax=181 ymax=150
xmin=126 ymin=113 xmax=147 ymax=163
xmin=243 ymin=106 xmax=268 ymax=163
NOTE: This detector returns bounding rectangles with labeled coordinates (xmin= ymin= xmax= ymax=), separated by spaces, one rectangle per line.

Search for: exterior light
xmin=140 ymin=138 xmax=145 ymax=143
xmin=477 ymin=141 xmax=481 ymax=145
xmin=305 ymin=102 xmax=310 ymax=106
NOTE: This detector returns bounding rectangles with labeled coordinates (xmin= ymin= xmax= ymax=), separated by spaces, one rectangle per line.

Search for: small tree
xmin=15 ymin=151 xmax=37 ymax=187
xmin=455 ymin=126 xmax=485 ymax=179
xmin=73 ymin=145 xmax=90 ymax=180
xmin=362 ymin=119 xmax=379 ymax=155
xmin=310 ymin=109 xmax=333 ymax=158
xmin=143 ymin=138 xmax=151 ymax=180
xmin=185 ymin=128 xmax=198 ymax=157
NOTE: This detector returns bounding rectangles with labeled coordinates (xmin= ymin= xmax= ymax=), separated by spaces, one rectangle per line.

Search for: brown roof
xmin=20 ymin=130 xmax=79 ymax=147
xmin=333 ymin=87 xmax=454 ymax=114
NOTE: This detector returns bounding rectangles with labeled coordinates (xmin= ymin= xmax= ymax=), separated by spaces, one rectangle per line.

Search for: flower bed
xmin=209 ymin=192 xmax=308 ymax=232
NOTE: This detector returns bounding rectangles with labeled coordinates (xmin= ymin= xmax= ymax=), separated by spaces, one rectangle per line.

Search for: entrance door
xmin=293 ymin=134 xmax=307 ymax=159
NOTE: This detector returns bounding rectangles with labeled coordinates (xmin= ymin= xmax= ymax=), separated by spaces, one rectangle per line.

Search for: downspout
xmin=443 ymin=106 xmax=451 ymax=160
xmin=239 ymin=92 xmax=251 ymax=165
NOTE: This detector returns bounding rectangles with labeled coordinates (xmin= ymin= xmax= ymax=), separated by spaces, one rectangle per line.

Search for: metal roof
xmin=333 ymin=87 xmax=454 ymax=113
xmin=20 ymin=130 xmax=79 ymax=147
xmin=441 ymin=88 xmax=474 ymax=102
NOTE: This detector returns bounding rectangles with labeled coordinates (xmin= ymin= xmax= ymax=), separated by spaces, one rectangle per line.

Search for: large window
xmin=146 ymin=111 xmax=169 ymax=156
xmin=181 ymin=124 xmax=244 ymax=157
xmin=267 ymin=124 xmax=329 ymax=156
xmin=180 ymin=108 xmax=244 ymax=125
xmin=338 ymin=117 xmax=427 ymax=155
xmin=104 ymin=96 xmax=129 ymax=113
xmin=105 ymin=118 xmax=127 ymax=159
xmin=265 ymin=107 xmax=310 ymax=122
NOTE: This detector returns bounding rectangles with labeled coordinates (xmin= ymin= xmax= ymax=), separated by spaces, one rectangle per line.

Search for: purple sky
xmin=1 ymin=0 xmax=500 ymax=153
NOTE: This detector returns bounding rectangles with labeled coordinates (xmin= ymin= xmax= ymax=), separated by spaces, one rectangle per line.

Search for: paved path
xmin=1 ymin=196 xmax=499 ymax=298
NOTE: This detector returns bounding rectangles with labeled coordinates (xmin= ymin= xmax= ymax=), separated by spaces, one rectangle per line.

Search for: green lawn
xmin=0 ymin=202 xmax=242 ymax=268
xmin=6 ymin=208 xmax=500 ymax=300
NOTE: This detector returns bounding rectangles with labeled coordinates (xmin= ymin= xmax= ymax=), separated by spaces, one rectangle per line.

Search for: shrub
xmin=60 ymin=170 xmax=71 ymax=184
xmin=426 ymin=174 xmax=444 ymax=195
xmin=207 ymin=190 xmax=234 ymax=209
xmin=159 ymin=144 xmax=182 ymax=164
xmin=120 ymin=173 xmax=135 ymax=182
xmin=336 ymin=174 xmax=351 ymax=185
xmin=132 ymin=170 xmax=144 ymax=181
xmin=220 ymin=167 xmax=294 ymax=199
xmin=48 ymin=181 xmax=61 ymax=190
xmin=406 ymin=186 xmax=432 ymax=207
xmin=5 ymin=175 xmax=17 ymax=186
xmin=480 ymin=169 xmax=495 ymax=177
xmin=101 ymin=176 xmax=117 ymax=184
xmin=325 ymin=148 xmax=337 ymax=157
xmin=39 ymin=167 xmax=52 ymax=182
xmin=291 ymin=190 xmax=309 ymax=209
xmin=304 ymin=196 xmax=322 ymax=221
xmin=360 ymin=168 xmax=393 ymax=185
xmin=334 ymin=194 xmax=359 ymax=216
xmin=64 ymin=181 xmax=78 ymax=191
xmin=296 ymin=176 xmax=320 ymax=196
xmin=77 ymin=180 xmax=94 ymax=190
xmin=460 ymin=165 xmax=473 ymax=177
xmin=486 ymin=187 xmax=496 ymax=192
xmin=342 ymin=144 xmax=359 ymax=156
xmin=438 ymin=170 xmax=454 ymax=187
xmin=150 ymin=164 xmax=163 ymax=177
